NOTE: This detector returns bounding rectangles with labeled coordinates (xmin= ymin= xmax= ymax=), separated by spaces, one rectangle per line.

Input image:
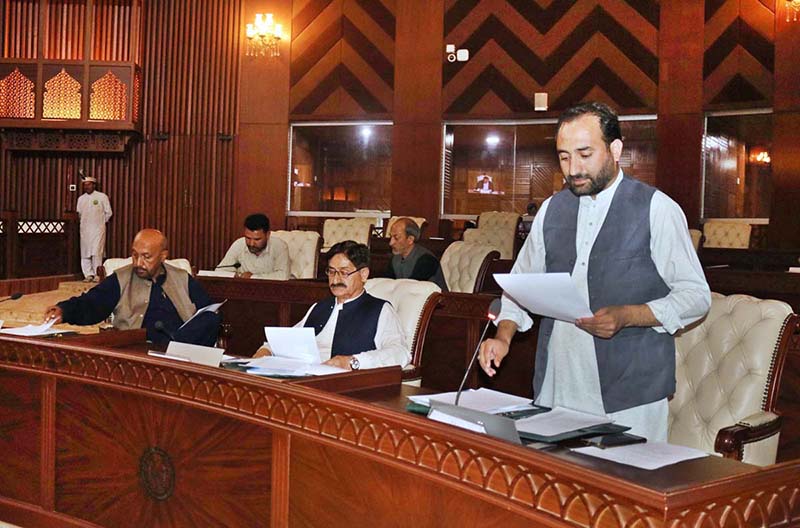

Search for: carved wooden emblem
xmin=139 ymin=447 xmax=175 ymax=500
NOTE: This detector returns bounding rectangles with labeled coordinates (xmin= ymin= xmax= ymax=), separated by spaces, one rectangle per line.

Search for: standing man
xmin=76 ymin=172 xmax=112 ymax=282
xmin=385 ymin=218 xmax=447 ymax=291
xmin=478 ymin=102 xmax=710 ymax=441
xmin=216 ymin=213 xmax=290 ymax=280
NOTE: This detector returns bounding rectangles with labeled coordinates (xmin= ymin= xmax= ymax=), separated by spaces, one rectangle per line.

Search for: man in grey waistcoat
xmin=478 ymin=102 xmax=710 ymax=441
xmin=385 ymin=218 xmax=447 ymax=291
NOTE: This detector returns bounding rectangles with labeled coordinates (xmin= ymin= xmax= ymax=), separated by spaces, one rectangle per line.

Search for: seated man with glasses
xmin=256 ymin=240 xmax=409 ymax=371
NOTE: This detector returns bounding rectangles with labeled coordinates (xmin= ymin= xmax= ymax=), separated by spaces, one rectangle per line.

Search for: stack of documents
xmin=0 ymin=319 xmax=63 ymax=337
xmin=408 ymin=388 xmax=536 ymax=414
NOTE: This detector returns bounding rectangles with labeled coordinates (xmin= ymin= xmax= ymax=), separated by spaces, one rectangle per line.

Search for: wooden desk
xmin=0 ymin=333 xmax=798 ymax=527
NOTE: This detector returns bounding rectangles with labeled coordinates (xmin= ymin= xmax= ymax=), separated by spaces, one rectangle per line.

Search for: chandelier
xmin=245 ymin=13 xmax=283 ymax=58
xmin=788 ymin=0 xmax=800 ymax=21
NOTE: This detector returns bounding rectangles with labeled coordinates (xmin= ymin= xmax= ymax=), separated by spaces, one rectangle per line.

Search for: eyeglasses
xmin=325 ymin=267 xmax=363 ymax=278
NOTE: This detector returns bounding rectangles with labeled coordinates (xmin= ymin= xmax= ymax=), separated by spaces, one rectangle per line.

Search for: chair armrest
xmin=401 ymin=365 xmax=421 ymax=381
xmin=714 ymin=411 xmax=782 ymax=460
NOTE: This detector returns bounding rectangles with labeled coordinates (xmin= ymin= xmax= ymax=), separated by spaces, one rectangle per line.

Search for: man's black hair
xmin=327 ymin=240 xmax=370 ymax=269
xmin=244 ymin=213 xmax=270 ymax=232
xmin=556 ymin=101 xmax=622 ymax=146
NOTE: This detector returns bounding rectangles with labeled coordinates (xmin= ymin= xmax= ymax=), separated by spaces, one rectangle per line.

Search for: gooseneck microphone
xmin=153 ymin=320 xmax=176 ymax=342
xmin=0 ymin=292 xmax=23 ymax=304
xmin=455 ymin=298 xmax=502 ymax=406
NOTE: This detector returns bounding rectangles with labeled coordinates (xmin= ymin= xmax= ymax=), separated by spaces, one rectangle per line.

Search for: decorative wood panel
xmin=55 ymin=382 xmax=271 ymax=527
xmin=704 ymin=0 xmax=775 ymax=107
xmin=0 ymin=370 xmax=40 ymax=506
xmin=290 ymin=0 xmax=395 ymax=117
xmin=442 ymin=0 xmax=659 ymax=116
xmin=0 ymin=0 xmax=241 ymax=272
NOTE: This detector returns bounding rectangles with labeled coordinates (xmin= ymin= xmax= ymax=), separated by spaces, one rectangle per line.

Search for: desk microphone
xmin=153 ymin=320 xmax=176 ymax=342
xmin=0 ymin=292 xmax=23 ymax=303
xmin=455 ymin=298 xmax=502 ymax=406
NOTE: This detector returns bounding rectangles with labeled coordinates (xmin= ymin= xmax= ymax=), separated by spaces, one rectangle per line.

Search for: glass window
xmin=442 ymin=118 xmax=658 ymax=217
xmin=702 ymin=111 xmax=772 ymax=219
xmin=289 ymin=123 xmax=392 ymax=213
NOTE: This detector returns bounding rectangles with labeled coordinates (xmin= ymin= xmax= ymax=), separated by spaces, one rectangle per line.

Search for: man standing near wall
xmin=76 ymin=171 xmax=113 ymax=282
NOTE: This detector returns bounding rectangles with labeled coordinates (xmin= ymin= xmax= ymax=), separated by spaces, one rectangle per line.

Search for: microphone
xmin=455 ymin=298 xmax=502 ymax=406
xmin=153 ymin=320 xmax=176 ymax=342
xmin=215 ymin=263 xmax=241 ymax=270
xmin=0 ymin=292 xmax=23 ymax=303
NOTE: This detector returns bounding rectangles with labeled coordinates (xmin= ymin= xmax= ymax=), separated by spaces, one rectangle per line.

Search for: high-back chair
xmin=689 ymin=228 xmax=703 ymax=250
xmin=271 ymin=230 xmax=322 ymax=279
xmin=321 ymin=218 xmax=374 ymax=252
xmin=364 ymin=278 xmax=441 ymax=382
xmin=98 ymin=257 xmax=193 ymax=280
xmin=669 ymin=293 xmax=798 ymax=465
xmin=384 ymin=216 xmax=427 ymax=238
xmin=702 ymin=220 xmax=751 ymax=249
xmin=440 ymin=241 xmax=499 ymax=293
xmin=462 ymin=211 xmax=521 ymax=259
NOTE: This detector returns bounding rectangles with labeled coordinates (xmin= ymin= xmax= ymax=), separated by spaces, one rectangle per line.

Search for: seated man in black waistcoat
xmin=256 ymin=240 xmax=409 ymax=371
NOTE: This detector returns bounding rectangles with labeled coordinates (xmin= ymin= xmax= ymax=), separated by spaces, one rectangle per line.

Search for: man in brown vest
xmin=44 ymin=229 xmax=220 ymax=346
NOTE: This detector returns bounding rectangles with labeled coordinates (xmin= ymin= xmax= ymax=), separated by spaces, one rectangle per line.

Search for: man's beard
xmin=566 ymin=158 xmax=617 ymax=197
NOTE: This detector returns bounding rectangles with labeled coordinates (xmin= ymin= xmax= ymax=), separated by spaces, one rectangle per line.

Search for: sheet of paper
xmin=263 ymin=327 xmax=319 ymax=363
xmin=197 ymin=270 xmax=235 ymax=278
xmin=178 ymin=300 xmax=227 ymax=330
xmin=789 ymin=267 xmax=800 ymax=273
xmin=246 ymin=356 xmax=345 ymax=377
xmin=0 ymin=320 xmax=3 ymax=329
xmin=427 ymin=409 xmax=487 ymax=434
xmin=572 ymin=442 xmax=708 ymax=470
xmin=408 ymin=388 xmax=532 ymax=414
xmin=0 ymin=318 xmax=59 ymax=336
xmin=514 ymin=406 xmax=611 ymax=437
xmin=147 ymin=351 xmax=191 ymax=362
xmin=494 ymin=273 xmax=593 ymax=322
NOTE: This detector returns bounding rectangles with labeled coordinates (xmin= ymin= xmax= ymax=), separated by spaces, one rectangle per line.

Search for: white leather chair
xmin=462 ymin=211 xmax=520 ymax=259
xmin=99 ymin=257 xmax=193 ymax=279
xmin=271 ymin=230 xmax=322 ymax=279
xmin=440 ymin=241 xmax=499 ymax=293
xmin=364 ymin=278 xmax=441 ymax=382
xmin=689 ymin=228 xmax=702 ymax=250
xmin=702 ymin=221 xmax=751 ymax=249
xmin=384 ymin=216 xmax=427 ymax=238
xmin=321 ymin=218 xmax=374 ymax=252
xmin=669 ymin=293 xmax=798 ymax=465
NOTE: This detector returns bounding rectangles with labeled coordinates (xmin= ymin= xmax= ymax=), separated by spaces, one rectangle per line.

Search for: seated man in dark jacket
xmin=44 ymin=229 xmax=219 ymax=346
xmin=385 ymin=217 xmax=447 ymax=291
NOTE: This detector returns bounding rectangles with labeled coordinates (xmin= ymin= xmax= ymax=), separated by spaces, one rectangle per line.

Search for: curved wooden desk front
xmin=0 ymin=332 xmax=798 ymax=527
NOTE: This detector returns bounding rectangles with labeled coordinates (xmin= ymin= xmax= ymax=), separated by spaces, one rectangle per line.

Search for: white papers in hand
xmin=408 ymin=388 xmax=533 ymax=414
xmin=197 ymin=270 xmax=236 ymax=278
xmin=264 ymin=327 xmax=319 ymax=363
xmin=179 ymin=300 xmax=227 ymax=330
xmin=0 ymin=318 xmax=60 ymax=336
xmin=572 ymin=442 xmax=708 ymax=470
xmin=493 ymin=273 xmax=593 ymax=322
xmin=246 ymin=356 xmax=345 ymax=377
xmin=514 ymin=406 xmax=610 ymax=437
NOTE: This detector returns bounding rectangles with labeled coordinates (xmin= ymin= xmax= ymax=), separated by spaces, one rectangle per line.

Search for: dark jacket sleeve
xmin=176 ymin=276 xmax=219 ymax=346
xmin=410 ymin=254 xmax=441 ymax=281
xmin=187 ymin=275 xmax=213 ymax=308
xmin=57 ymin=274 xmax=121 ymax=325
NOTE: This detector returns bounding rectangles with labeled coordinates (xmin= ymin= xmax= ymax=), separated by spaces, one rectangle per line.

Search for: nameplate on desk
xmin=148 ymin=342 xmax=225 ymax=367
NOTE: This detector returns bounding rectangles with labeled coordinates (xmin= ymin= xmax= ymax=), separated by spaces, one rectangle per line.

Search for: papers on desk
xmin=179 ymin=300 xmax=226 ymax=330
xmin=572 ymin=442 xmax=708 ymax=470
xmin=264 ymin=327 xmax=319 ymax=363
xmin=493 ymin=273 xmax=593 ymax=322
xmin=197 ymin=270 xmax=235 ymax=278
xmin=0 ymin=318 xmax=62 ymax=336
xmin=514 ymin=406 xmax=611 ymax=438
xmin=245 ymin=356 xmax=346 ymax=377
xmin=789 ymin=267 xmax=800 ymax=273
xmin=147 ymin=341 xmax=225 ymax=367
xmin=408 ymin=388 xmax=534 ymax=414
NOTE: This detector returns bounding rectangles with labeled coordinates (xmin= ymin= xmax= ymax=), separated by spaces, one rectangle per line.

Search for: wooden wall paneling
xmin=442 ymin=0 xmax=660 ymax=117
xmin=0 ymin=370 xmax=41 ymax=507
xmin=768 ymin=2 xmax=800 ymax=248
xmin=289 ymin=0 xmax=395 ymax=118
xmin=2 ymin=0 xmax=39 ymax=58
xmin=656 ymin=0 xmax=704 ymax=227
xmin=703 ymin=0 xmax=774 ymax=108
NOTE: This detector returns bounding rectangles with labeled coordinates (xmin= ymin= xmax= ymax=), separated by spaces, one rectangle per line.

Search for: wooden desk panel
xmin=0 ymin=334 xmax=798 ymax=527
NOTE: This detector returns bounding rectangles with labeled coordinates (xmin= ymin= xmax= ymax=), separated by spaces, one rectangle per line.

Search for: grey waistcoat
xmin=536 ymin=176 xmax=675 ymax=413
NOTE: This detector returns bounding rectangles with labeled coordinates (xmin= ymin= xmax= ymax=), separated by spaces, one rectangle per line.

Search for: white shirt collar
xmin=579 ymin=168 xmax=623 ymax=206
xmin=335 ymin=289 xmax=365 ymax=309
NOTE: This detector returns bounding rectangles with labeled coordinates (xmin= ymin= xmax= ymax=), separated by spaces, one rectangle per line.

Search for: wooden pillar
xmin=655 ymin=0 xmax=705 ymax=227
xmin=768 ymin=2 xmax=800 ymax=248
xmin=235 ymin=0 xmax=292 ymax=232
xmin=391 ymin=0 xmax=444 ymax=235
